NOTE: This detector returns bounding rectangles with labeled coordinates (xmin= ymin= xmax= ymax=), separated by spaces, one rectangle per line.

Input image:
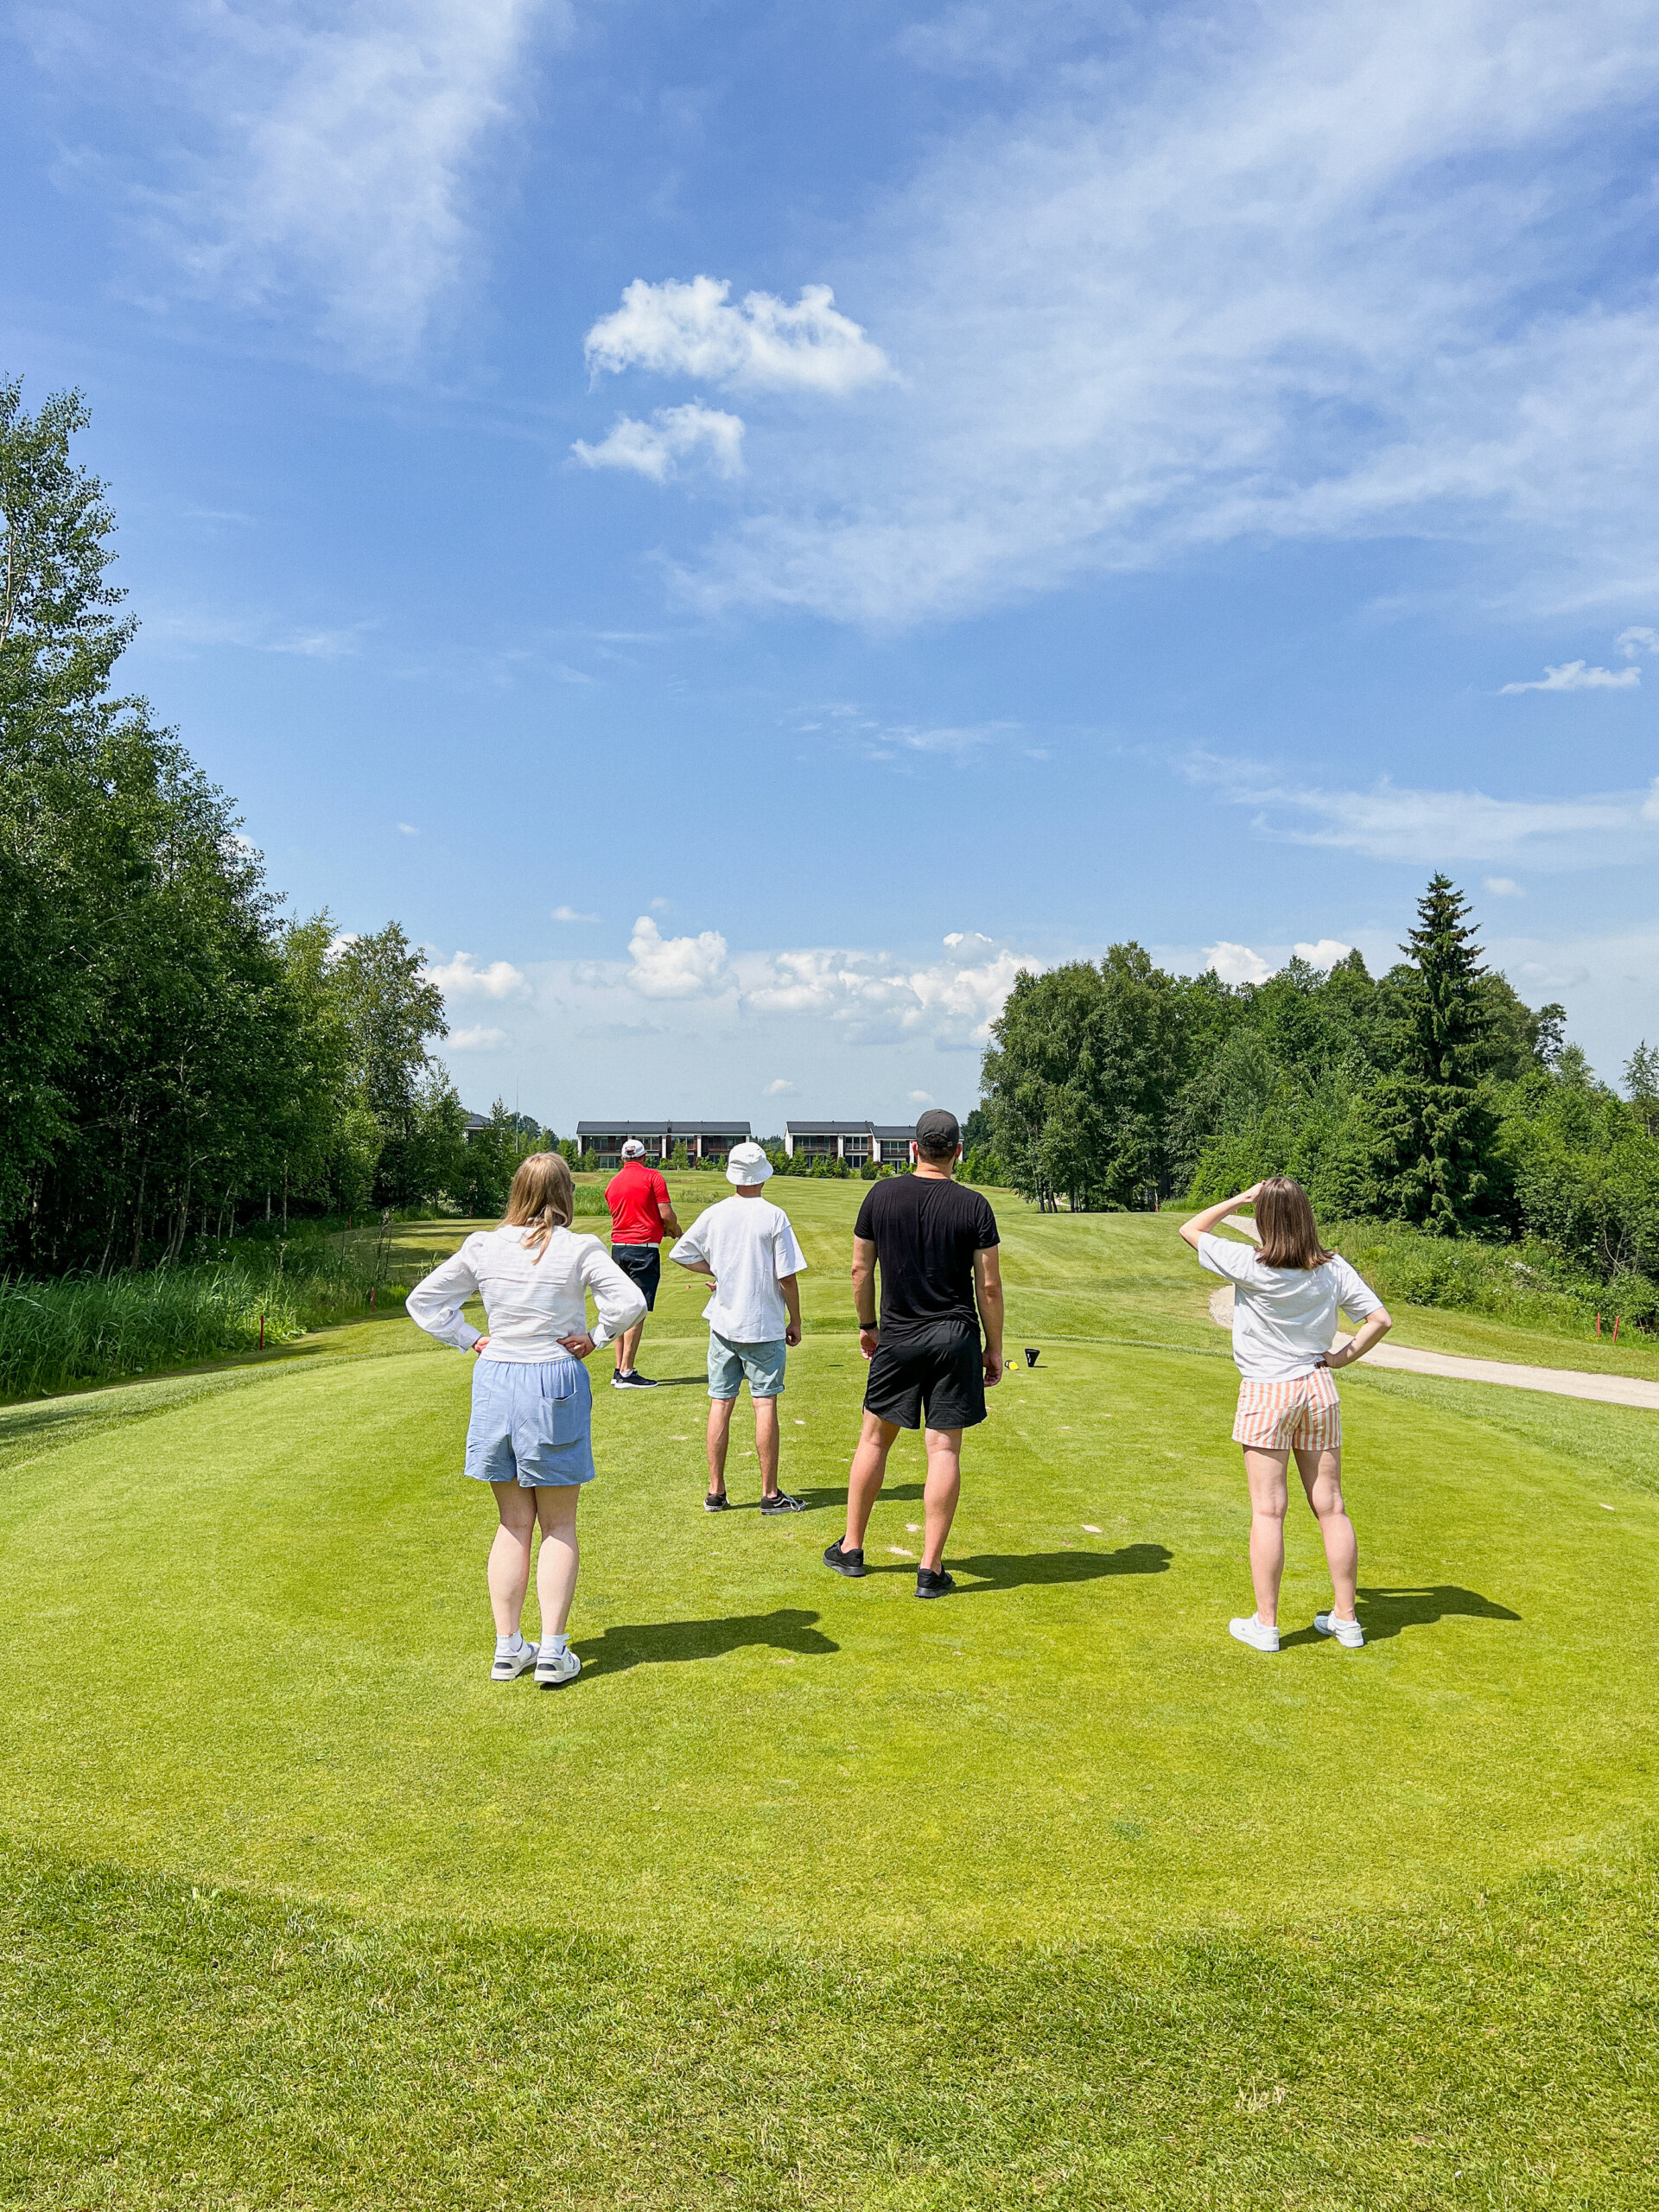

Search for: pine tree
xmin=1371 ymin=874 xmax=1498 ymax=1234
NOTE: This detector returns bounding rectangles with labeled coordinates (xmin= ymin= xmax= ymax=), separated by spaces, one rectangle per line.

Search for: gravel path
xmin=1205 ymin=1217 xmax=1659 ymax=1413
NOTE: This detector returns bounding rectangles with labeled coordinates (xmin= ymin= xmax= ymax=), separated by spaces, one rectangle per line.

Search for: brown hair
xmin=1253 ymin=1175 xmax=1334 ymax=1269
xmin=502 ymin=1151 xmax=575 ymax=1262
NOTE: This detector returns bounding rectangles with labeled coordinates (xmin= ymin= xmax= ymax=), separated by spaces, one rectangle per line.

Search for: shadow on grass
xmin=861 ymin=1541 xmax=1173 ymax=1592
xmin=578 ymin=1607 xmax=840 ymax=1677
xmin=1279 ymin=1585 xmax=1522 ymax=1648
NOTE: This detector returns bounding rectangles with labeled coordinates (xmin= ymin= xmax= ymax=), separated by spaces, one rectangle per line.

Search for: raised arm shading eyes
xmin=1179 ymin=1185 xmax=1264 ymax=1251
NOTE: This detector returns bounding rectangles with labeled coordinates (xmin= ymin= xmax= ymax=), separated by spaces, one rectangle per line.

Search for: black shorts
xmin=610 ymin=1244 xmax=661 ymax=1311
xmin=864 ymin=1323 xmax=987 ymax=1433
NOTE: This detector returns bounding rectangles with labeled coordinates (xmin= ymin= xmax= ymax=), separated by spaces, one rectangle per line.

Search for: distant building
xmin=784 ymin=1120 xmax=916 ymax=1166
xmin=575 ymin=1120 xmax=751 ymax=1168
xmin=461 ymin=1112 xmax=490 ymax=1141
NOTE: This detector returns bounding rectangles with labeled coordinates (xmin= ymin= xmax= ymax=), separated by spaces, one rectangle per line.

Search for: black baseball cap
xmin=914 ymin=1108 xmax=961 ymax=1151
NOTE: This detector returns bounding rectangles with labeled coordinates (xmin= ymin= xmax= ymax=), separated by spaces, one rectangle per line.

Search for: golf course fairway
xmin=3 ymin=1188 xmax=1655 ymax=2208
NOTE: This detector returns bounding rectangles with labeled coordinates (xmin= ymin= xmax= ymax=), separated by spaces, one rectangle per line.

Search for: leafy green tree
xmin=1626 ymin=1042 xmax=1659 ymax=1140
xmin=331 ymin=923 xmax=449 ymax=1208
xmin=981 ymin=945 xmax=1190 ymax=1209
xmin=1369 ymin=875 xmax=1501 ymax=1235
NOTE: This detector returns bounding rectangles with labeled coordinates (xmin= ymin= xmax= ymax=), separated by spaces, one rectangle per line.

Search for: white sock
xmin=495 ymin=1632 xmax=526 ymax=1658
xmin=542 ymin=1631 xmax=569 ymax=1654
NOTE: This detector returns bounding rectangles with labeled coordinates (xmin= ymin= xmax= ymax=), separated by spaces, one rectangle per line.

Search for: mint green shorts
xmin=707 ymin=1332 xmax=787 ymax=1400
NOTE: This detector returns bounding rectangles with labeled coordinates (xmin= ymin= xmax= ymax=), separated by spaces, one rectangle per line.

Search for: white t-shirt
xmin=1198 ymin=1231 xmax=1383 ymax=1382
xmin=670 ymin=1195 xmax=808 ymax=1344
xmin=406 ymin=1224 xmax=646 ymax=1361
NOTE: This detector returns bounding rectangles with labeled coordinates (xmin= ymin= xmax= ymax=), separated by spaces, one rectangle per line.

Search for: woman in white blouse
xmin=406 ymin=1152 xmax=645 ymax=1688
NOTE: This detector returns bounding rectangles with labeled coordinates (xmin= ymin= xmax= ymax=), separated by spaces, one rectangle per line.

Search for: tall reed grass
xmin=0 ymin=1243 xmax=403 ymax=1403
xmin=1325 ymin=1217 xmax=1658 ymax=1339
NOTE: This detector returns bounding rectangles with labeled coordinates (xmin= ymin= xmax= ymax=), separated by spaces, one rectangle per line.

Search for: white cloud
xmin=626 ymin=915 xmax=732 ymax=999
xmin=1205 ymin=941 xmax=1272 ymax=987
xmin=423 ymin=949 xmax=531 ymax=999
xmin=145 ymin=607 xmax=373 ymax=659
xmin=397 ymin=822 xmax=418 ymax=836
xmin=1292 ymin=938 xmax=1355 ymax=969
xmin=734 ymin=932 xmax=1024 ymax=1046
xmin=448 ymin=1024 xmax=510 ymax=1051
xmin=1484 ymin=875 xmax=1525 ymax=897
xmin=1500 ymin=660 xmax=1640 ymax=694
xmin=1617 ymin=626 xmax=1659 ymax=659
xmin=571 ymin=403 xmax=746 ymax=483
xmin=552 ymin=905 xmax=599 ymax=923
xmin=763 ymin=1077 xmax=796 ymax=1096
xmin=1188 ymin=753 xmax=1659 ymax=868
xmin=907 ymin=1090 xmax=934 ymax=1103
xmin=584 ymin=276 xmax=890 ymax=396
xmin=664 ymin=2 xmax=1659 ymax=627
xmin=76 ymin=0 xmax=560 ymax=367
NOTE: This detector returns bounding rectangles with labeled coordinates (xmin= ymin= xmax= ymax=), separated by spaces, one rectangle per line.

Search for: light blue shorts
xmin=464 ymin=1357 xmax=596 ymax=1487
xmin=708 ymin=1332 xmax=787 ymax=1401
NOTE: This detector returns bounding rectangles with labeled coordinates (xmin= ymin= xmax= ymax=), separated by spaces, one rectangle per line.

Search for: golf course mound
xmin=3 ymin=1189 xmax=1655 ymax=2207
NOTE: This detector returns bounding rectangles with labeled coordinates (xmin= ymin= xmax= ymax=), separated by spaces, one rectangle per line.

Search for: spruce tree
xmin=1371 ymin=874 xmax=1497 ymax=1234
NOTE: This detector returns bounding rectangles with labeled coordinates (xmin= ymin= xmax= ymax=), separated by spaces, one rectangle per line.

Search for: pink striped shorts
xmin=1232 ymin=1366 xmax=1341 ymax=1452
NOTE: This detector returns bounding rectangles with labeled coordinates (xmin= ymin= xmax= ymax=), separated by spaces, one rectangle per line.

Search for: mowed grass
xmin=3 ymin=1187 xmax=1656 ymax=2207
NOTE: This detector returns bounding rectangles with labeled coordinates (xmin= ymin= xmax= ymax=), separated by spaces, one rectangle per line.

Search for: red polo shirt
xmin=606 ymin=1160 xmax=671 ymax=1245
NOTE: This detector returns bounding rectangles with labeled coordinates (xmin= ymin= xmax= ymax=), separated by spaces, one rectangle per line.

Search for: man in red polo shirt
xmin=604 ymin=1138 xmax=683 ymax=1389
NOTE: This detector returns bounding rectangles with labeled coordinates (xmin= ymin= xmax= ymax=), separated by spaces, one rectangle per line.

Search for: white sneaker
xmin=490 ymin=1638 xmax=538 ymax=1681
xmin=1229 ymin=1614 xmax=1281 ymax=1653
xmin=535 ymin=1643 xmax=582 ymax=1689
xmin=1315 ymin=1611 xmax=1365 ymax=1649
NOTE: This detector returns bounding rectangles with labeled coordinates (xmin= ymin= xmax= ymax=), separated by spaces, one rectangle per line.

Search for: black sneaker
xmin=617 ymin=1370 xmax=658 ymax=1389
xmin=823 ymin=1540 xmax=867 ymax=1578
xmin=915 ymin=1567 xmax=956 ymax=1599
xmin=703 ymin=1491 xmax=729 ymax=1512
xmin=760 ymin=1490 xmax=806 ymax=1515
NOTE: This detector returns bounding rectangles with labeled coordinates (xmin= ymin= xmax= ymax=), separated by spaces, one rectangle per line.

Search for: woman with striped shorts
xmin=1180 ymin=1177 xmax=1392 ymax=1654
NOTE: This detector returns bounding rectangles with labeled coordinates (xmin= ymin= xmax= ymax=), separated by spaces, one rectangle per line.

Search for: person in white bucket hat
xmin=670 ymin=1141 xmax=809 ymax=1514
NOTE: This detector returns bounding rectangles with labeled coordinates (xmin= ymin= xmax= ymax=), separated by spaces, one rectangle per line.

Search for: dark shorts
xmin=864 ymin=1322 xmax=987 ymax=1433
xmin=611 ymin=1243 xmax=661 ymax=1311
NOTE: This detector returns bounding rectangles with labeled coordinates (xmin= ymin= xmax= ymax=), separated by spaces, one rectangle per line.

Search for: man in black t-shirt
xmin=823 ymin=1109 xmax=1004 ymax=1598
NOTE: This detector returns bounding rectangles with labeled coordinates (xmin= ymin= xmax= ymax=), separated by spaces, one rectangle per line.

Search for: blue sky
xmin=6 ymin=0 xmax=1659 ymax=1128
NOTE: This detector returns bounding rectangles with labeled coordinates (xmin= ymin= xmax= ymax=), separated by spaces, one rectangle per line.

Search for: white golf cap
xmin=620 ymin=1138 xmax=647 ymax=1159
xmin=726 ymin=1141 xmax=772 ymax=1186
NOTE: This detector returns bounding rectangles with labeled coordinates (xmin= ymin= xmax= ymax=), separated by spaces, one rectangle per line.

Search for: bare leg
xmin=755 ymin=1395 xmax=781 ymax=1496
xmin=614 ymin=1319 xmax=645 ymax=1375
xmin=1294 ymin=1444 xmax=1358 ymax=1620
xmin=920 ymin=1427 xmax=963 ymax=1572
xmin=706 ymin=1395 xmax=737 ymax=1495
xmin=844 ymin=1412 xmax=900 ymax=1550
xmin=533 ymin=1485 xmax=581 ymax=1637
xmin=1241 ymin=1446 xmax=1292 ymax=1629
xmin=487 ymin=1481 xmax=537 ymax=1637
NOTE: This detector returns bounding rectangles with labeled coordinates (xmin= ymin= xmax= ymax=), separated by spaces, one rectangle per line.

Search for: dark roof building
xmin=575 ymin=1120 xmax=750 ymax=1163
xmin=785 ymin=1120 xmax=915 ymax=1164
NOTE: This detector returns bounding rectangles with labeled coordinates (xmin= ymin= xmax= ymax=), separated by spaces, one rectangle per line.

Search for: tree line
xmin=974 ymin=879 xmax=1659 ymax=1306
xmin=0 ymin=378 xmax=566 ymax=1274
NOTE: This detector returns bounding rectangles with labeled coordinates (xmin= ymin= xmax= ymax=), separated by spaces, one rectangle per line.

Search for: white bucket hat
xmin=726 ymin=1140 xmax=772 ymax=1186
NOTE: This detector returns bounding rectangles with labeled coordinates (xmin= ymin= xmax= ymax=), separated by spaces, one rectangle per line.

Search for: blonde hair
xmin=1253 ymin=1175 xmax=1334 ymax=1270
xmin=502 ymin=1151 xmax=575 ymax=1262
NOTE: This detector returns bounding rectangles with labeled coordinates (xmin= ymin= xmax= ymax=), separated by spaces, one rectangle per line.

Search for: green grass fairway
xmin=3 ymin=1187 xmax=1656 ymax=2207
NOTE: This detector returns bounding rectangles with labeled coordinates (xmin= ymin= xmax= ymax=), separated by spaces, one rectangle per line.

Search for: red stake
xmin=1613 ymin=1313 xmax=1621 ymax=1343
xmin=258 ymin=1311 xmax=264 ymax=1350
xmin=1595 ymin=1312 xmax=1602 ymax=1338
